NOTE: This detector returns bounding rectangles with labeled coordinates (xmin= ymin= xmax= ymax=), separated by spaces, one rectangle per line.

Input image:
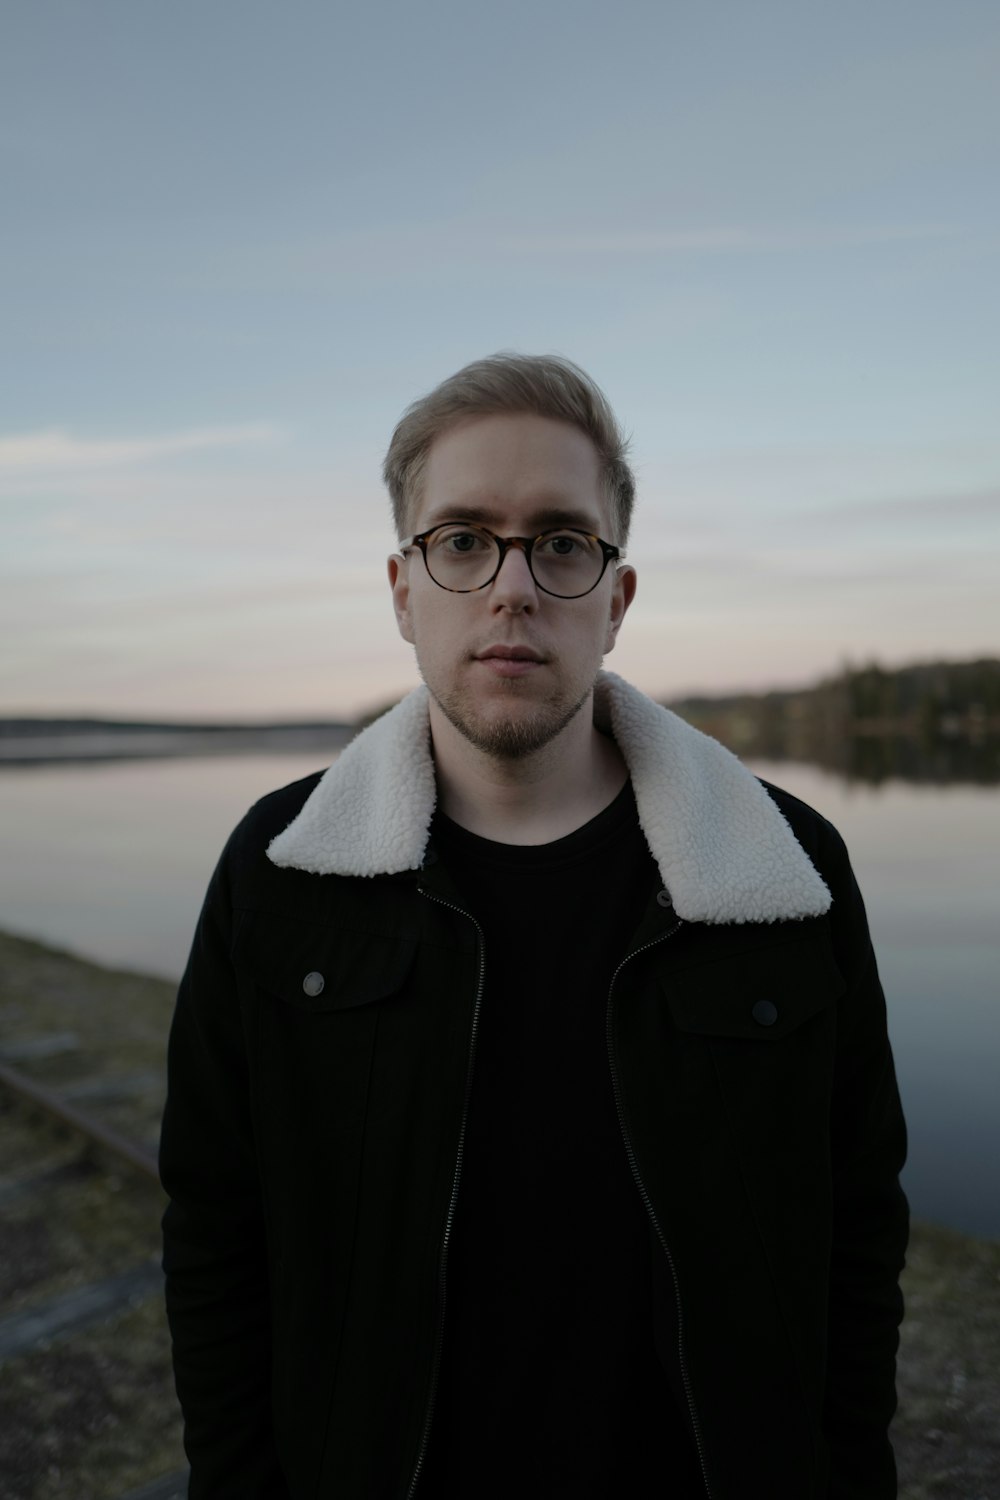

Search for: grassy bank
xmin=0 ymin=929 xmax=997 ymax=1497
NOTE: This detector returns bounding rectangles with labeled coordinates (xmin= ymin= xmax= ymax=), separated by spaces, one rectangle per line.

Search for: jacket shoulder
xmin=755 ymin=776 xmax=848 ymax=873
xmin=755 ymin=780 xmax=857 ymax=918
xmin=242 ymin=769 xmax=326 ymax=840
xmin=217 ymin=770 xmax=327 ymax=894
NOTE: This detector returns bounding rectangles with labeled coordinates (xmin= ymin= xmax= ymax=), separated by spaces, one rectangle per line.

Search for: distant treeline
xmin=0 ymin=716 xmax=353 ymax=738
xmin=0 ymin=716 xmax=355 ymax=765
xmin=667 ymin=657 xmax=1000 ymax=784
xmin=3 ymin=659 xmax=998 ymax=782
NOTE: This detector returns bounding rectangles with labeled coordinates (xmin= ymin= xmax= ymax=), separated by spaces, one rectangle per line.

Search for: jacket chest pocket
xmin=235 ymin=908 xmax=417 ymax=1014
xmin=654 ymin=937 xmax=849 ymax=1235
xmin=661 ymin=934 xmax=845 ymax=1045
xmin=233 ymin=909 xmax=418 ymax=1142
xmin=656 ymin=935 xmax=846 ymax=1139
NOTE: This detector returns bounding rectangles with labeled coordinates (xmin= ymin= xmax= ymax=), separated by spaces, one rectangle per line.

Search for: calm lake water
xmin=1 ymin=752 xmax=998 ymax=1239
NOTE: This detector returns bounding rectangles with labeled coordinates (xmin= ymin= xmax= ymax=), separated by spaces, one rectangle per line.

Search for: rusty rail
xmin=0 ymin=1059 xmax=159 ymax=1182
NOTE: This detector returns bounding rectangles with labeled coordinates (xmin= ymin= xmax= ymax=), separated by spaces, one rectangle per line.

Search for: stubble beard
xmin=426 ymin=674 xmax=596 ymax=761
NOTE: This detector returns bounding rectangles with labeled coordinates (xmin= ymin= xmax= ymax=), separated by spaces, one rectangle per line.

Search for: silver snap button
xmin=656 ymin=889 xmax=672 ymax=908
xmin=302 ymin=971 xmax=325 ymax=997
xmin=752 ymin=999 xmax=778 ymax=1027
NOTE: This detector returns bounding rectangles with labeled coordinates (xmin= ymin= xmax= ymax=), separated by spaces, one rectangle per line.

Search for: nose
xmin=489 ymin=539 xmax=538 ymax=610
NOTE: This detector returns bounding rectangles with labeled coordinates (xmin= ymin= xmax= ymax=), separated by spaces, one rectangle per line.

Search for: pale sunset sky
xmin=3 ymin=1 xmax=998 ymax=720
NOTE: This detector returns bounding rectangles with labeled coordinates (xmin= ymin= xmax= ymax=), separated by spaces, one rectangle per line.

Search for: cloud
xmin=809 ymin=487 xmax=1000 ymax=525
xmin=494 ymin=224 xmax=961 ymax=256
xmin=0 ymin=423 xmax=286 ymax=473
xmin=176 ymin=219 xmax=964 ymax=293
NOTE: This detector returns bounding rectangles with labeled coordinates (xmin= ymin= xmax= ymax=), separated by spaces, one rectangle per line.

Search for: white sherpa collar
xmin=266 ymin=671 xmax=832 ymax=925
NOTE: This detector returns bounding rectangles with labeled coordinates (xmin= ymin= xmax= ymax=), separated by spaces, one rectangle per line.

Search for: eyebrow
xmin=419 ymin=503 xmax=603 ymax=534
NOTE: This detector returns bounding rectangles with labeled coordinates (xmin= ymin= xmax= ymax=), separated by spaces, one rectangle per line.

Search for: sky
xmin=2 ymin=0 xmax=998 ymax=720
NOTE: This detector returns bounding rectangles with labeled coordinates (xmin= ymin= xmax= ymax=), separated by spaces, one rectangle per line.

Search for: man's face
xmin=388 ymin=412 xmax=636 ymax=759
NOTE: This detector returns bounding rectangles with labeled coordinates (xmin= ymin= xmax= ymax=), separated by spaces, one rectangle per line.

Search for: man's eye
xmin=439 ymin=530 xmax=488 ymax=554
xmin=538 ymin=533 xmax=583 ymax=557
xmin=431 ymin=525 xmax=491 ymax=555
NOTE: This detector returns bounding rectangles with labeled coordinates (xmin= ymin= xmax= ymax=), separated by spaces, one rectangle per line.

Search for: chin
xmin=429 ymin=681 xmax=593 ymax=761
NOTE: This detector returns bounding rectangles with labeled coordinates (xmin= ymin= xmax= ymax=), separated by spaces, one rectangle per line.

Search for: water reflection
xmin=756 ymin=734 xmax=1000 ymax=786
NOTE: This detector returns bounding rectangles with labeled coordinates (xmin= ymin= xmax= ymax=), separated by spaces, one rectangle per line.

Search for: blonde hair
xmin=382 ymin=352 xmax=635 ymax=543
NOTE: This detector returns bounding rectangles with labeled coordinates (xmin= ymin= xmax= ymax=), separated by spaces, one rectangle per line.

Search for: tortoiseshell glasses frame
xmin=399 ymin=522 xmax=625 ymax=600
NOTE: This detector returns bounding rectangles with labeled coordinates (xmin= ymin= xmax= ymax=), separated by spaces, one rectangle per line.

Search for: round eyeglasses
xmin=400 ymin=523 xmax=624 ymax=599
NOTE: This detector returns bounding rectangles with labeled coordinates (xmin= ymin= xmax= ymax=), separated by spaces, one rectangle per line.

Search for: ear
xmin=604 ymin=564 xmax=637 ymax=654
xmin=387 ymin=552 xmax=416 ymax=645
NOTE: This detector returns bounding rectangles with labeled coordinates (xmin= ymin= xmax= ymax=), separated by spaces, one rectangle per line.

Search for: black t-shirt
xmin=418 ymin=780 xmax=705 ymax=1498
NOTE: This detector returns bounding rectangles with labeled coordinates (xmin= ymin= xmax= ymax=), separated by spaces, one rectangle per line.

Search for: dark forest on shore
xmin=666 ymin=657 xmax=1000 ymax=784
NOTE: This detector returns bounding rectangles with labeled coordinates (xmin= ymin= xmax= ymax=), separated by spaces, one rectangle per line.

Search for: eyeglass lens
xmin=424 ymin=525 xmax=604 ymax=597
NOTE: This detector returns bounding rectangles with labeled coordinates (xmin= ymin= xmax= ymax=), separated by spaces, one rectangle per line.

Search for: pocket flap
xmin=235 ymin=909 xmax=417 ymax=1012
xmin=660 ymin=937 xmax=846 ymax=1041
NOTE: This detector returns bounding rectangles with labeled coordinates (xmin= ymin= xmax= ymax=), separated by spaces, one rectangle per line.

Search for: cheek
xmin=408 ymin=596 xmax=464 ymax=660
xmin=580 ymin=600 xmax=615 ymax=653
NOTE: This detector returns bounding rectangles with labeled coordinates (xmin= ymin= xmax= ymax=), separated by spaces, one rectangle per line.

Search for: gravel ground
xmin=0 ymin=929 xmax=997 ymax=1498
xmin=893 ymin=1220 xmax=1000 ymax=1497
xmin=0 ymin=1100 xmax=184 ymax=1500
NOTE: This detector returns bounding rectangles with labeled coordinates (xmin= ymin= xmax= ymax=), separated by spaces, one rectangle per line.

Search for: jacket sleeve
xmin=159 ymin=824 xmax=290 ymax=1500
xmin=818 ymin=816 xmax=909 ymax=1499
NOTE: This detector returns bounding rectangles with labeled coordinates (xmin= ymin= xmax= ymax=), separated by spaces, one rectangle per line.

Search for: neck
xmin=428 ymin=692 xmax=628 ymax=844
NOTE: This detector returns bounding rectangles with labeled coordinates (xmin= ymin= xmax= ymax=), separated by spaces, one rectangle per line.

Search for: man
xmin=160 ymin=353 xmax=908 ymax=1499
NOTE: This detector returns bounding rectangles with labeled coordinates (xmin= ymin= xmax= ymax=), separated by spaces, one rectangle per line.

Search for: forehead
xmin=416 ymin=412 xmax=609 ymax=534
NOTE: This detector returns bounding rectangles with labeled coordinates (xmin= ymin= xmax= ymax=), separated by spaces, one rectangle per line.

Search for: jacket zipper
xmin=405 ymin=888 xmax=486 ymax=1500
xmin=606 ymin=919 xmax=716 ymax=1500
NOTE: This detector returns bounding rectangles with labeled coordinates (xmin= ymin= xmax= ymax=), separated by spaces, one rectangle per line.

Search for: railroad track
xmin=0 ymin=1060 xmax=159 ymax=1184
xmin=0 ymin=930 xmax=189 ymax=1499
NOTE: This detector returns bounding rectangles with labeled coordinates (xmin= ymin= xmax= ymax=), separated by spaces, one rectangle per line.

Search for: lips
xmin=474 ymin=645 xmax=547 ymax=678
xmin=475 ymin=646 xmax=545 ymax=662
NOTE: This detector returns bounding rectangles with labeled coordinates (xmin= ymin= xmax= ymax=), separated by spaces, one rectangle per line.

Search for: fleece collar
xmin=266 ymin=672 xmax=831 ymax=925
